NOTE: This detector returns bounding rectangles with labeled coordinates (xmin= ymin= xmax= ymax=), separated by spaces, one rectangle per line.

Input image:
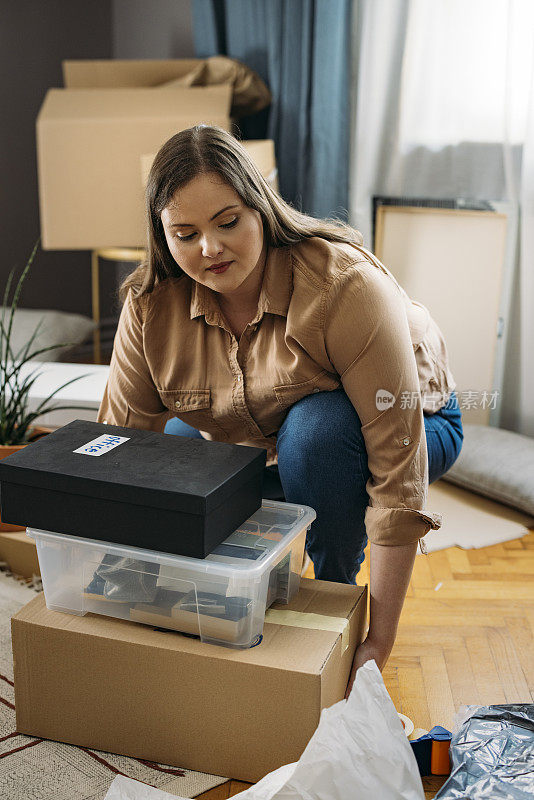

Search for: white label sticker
xmin=73 ymin=434 xmax=130 ymax=457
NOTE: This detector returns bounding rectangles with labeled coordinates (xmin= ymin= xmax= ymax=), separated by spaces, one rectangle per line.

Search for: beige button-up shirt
xmin=98 ymin=237 xmax=455 ymax=546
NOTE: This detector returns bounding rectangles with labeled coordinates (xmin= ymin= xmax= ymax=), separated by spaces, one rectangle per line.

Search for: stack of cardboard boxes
xmin=36 ymin=58 xmax=278 ymax=250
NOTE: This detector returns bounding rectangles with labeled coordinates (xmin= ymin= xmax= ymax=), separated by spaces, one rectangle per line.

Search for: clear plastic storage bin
xmin=28 ymin=500 xmax=316 ymax=649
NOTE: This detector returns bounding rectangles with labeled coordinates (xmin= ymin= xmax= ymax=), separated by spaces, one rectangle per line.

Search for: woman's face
xmin=161 ymin=172 xmax=265 ymax=302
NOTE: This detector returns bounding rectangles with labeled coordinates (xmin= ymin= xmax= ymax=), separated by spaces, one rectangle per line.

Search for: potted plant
xmin=1 ymin=241 xmax=96 ymax=530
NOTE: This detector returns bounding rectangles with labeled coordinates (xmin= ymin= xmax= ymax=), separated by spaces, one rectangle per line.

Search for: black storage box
xmin=0 ymin=420 xmax=266 ymax=558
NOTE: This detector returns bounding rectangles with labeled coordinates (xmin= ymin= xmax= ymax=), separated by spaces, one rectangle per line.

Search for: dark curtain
xmin=192 ymin=0 xmax=352 ymax=220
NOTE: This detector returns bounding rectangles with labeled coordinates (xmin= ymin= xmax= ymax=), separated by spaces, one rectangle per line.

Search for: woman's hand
xmin=344 ymin=540 xmax=419 ymax=700
xmin=344 ymin=635 xmax=393 ymax=699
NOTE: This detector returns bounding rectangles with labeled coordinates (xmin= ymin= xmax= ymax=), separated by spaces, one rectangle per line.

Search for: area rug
xmin=0 ymin=570 xmax=228 ymax=800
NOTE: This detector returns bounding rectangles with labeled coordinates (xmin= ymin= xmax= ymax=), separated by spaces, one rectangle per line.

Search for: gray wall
xmin=1 ymin=0 xmax=194 ymax=320
xmin=0 ymin=0 xmax=113 ymax=316
xmin=113 ymin=0 xmax=194 ymax=58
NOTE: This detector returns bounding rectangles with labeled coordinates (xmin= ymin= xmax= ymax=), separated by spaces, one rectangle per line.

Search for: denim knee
xmin=425 ymin=392 xmax=464 ymax=483
xmin=164 ymin=417 xmax=204 ymax=438
xmin=276 ymin=389 xmax=370 ymax=583
xmin=277 ymin=388 xmax=368 ymax=472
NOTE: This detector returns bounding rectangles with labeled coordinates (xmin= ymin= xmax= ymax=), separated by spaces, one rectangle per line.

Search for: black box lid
xmin=0 ymin=420 xmax=266 ymax=515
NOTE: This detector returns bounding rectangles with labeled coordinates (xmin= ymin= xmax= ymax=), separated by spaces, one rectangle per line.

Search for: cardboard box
xmin=0 ymin=531 xmax=39 ymax=578
xmin=242 ymin=139 xmax=279 ymax=191
xmin=37 ymin=84 xmax=232 ymax=249
xmin=38 ymin=59 xmax=276 ymax=249
xmin=0 ymin=420 xmax=266 ymax=558
xmin=12 ymin=578 xmax=367 ymax=782
xmin=140 ymin=138 xmax=278 ymax=196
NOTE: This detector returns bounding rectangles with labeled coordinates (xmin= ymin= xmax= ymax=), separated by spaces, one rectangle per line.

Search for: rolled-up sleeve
xmin=97 ymin=290 xmax=169 ymax=431
xmin=324 ymin=261 xmax=441 ymax=546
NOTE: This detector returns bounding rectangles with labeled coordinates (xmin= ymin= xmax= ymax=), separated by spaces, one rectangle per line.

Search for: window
xmin=398 ymin=0 xmax=534 ymax=149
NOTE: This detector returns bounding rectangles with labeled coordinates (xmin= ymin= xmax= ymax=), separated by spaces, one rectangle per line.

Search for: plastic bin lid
xmin=206 ymin=502 xmax=315 ymax=568
xmin=27 ymin=500 xmax=317 ymax=574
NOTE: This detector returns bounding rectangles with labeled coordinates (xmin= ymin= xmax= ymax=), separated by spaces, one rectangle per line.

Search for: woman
xmin=98 ymin=125 xmax=463 ymax=694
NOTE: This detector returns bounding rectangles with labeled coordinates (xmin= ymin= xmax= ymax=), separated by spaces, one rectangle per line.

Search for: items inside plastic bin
xmin=127 ymin=588 xmax=253 ymax=643
xmin=83 ymin=533 xmax=297 ymax=644
xmin=85 ymin=555 xmax=160 ymax=602
xmin=30 ymin=500 xmax=314 ymax=648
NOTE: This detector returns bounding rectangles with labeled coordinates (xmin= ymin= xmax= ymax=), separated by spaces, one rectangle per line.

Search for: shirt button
xmin=403 ymin=437 xmax=411 ymax=446
xmin=174 ymin=400 xmax=182 ymax=408
xmin=237 ymin=376 xmax=242 ymax=383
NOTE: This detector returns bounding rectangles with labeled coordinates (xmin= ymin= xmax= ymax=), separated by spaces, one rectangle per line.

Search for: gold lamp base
xmin=91 ymin=248 xmax=146 ymax=363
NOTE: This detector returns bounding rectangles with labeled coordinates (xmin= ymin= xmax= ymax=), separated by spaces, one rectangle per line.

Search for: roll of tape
xmin=398 ymin=713 xmax=415 ymax=737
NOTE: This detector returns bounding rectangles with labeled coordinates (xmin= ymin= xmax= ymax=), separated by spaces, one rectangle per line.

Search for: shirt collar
xmin=189 ymin=244 xmax=292 ymax=323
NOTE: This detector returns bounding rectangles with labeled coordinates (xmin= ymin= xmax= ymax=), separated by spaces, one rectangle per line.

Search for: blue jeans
xmin=165 ymin=389 xmax=463 ymax=584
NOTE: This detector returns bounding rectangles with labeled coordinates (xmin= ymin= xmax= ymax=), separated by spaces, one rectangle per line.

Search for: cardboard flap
xmin=265 ymin=580 xmax=366 ymax=665
xmin=62 ymin=57 xmax=271 ymax=118
xmin=38 ymin=86 xmax=232 ymax=122
xmin=273 ymin=578 xmax=365 ymax=617
xmin=63 ymin=59 xmax=205 ymax=88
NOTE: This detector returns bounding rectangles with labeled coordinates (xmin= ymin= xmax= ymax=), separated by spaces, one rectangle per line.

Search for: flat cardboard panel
xmin=37 ymin=86 xmax=231 ymax=249
xmin=12 ymin=579 xmax=367 ymax=782
xmin=424 ymin=480 xmax=533 ymax=552
xmin=375 ymin=206 xmax=507 ymax=425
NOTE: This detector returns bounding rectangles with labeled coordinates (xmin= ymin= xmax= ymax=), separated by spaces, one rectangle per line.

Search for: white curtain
xmin=349 ymin=0 xmax=534 ymax=436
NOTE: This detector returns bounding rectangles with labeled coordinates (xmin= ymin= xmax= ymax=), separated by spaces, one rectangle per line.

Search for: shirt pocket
xmin=273 ymin=370 xmax=341 ymax=410
xmin=158 ymin=388 xmax=228 ymax=439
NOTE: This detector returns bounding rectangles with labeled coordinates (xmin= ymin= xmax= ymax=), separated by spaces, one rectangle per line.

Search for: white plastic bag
xmin=104 ymin=776 xmax=181 ymax=799
xmin=105 ymin=661 xmax=424 ymax=800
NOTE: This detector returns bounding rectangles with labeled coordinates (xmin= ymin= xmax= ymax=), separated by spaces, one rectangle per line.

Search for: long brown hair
xmin=120 ymin=125 xmax=363 ymax=301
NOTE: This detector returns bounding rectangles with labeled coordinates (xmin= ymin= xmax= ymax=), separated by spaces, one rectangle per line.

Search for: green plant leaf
xmin=10 ymin=405 xmax=98 ymax=445
xmin=3 ymin=240 xmax=39 ymax=367
xmin=0 ymin=240 xmax=101 ymax=445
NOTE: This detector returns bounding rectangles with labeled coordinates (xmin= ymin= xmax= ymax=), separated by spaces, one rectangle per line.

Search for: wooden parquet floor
xmin=197 ymin=531 xmax=534 ymax=800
